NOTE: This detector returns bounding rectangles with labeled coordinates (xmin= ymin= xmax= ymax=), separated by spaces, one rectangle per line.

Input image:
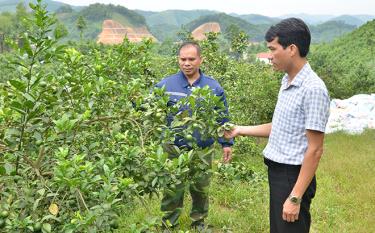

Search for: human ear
xmin=290 ymin=44 xmax=298 ymax=57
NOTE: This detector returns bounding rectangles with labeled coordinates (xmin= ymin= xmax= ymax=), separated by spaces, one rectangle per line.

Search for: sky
xmin=56 ymin=0 xmax=375 ymax=17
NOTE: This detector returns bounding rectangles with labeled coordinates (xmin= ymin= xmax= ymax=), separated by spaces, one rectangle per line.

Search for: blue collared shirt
xmin=155 ymin=70 xmax=233 ymax=149
xmin=263 ymin=63 xmax=330 ymax=165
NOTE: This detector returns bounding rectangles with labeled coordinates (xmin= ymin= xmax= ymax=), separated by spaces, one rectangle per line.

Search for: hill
xmin=97 ymin=19 xmax=156 ymax=44
xmin=310 ymin=20 xmax=357 ymax=43
xmin=310 ymin=19 xmax=375 ymax=98
xmin=329 ymin=15 xmax=365 ymax=26
xmin=184 ymin=13 xmax=357 ymax=43
xmin=185 ymin=13 xmax=266 ymax=41
xmin=191 ymin=22 xmax=221 ymax=40
xmin=136 ymin=9 xmax=216 ymax=27
xmin=231 ymin=13 xmax=279 ymax=25
xmin=56 ymin=3 xmax=149 ymax=41
xmin=0 ymin=0 xmax=81 ymax=12
xmin=136 ymin=9 xmax=217 ymax=41
xmin=280 ymin=13 xmax=374 ymax=26
xmin=279 ymin=13 xmax=334 ymax=24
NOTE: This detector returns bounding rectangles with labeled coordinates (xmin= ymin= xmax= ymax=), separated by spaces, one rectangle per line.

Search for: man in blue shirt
xmin=155 ymin=41 xmax=233 ymax=230
xmin=225 ymin=18 xmax=330 ymax=233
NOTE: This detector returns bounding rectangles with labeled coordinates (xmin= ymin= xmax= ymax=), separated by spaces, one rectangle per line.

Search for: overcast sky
xmin=56 ymin=0 xmax=375 ymax=17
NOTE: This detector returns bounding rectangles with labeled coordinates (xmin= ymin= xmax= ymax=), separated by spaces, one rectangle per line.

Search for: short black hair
xmin=177 ymin=41 xmax=201 ymax=56
xmin=265 ymin=18 xmax=311 ymax=57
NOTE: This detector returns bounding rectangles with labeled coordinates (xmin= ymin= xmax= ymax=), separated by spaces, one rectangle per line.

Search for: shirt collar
xmin=281 ymin=63 xmax=311 ymax=90
xmin=179 ymin=69 xmax=203 ymax=88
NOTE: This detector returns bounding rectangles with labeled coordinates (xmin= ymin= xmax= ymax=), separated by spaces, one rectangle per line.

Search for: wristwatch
xmin=288 ymin=195 xmax=302 ymax=205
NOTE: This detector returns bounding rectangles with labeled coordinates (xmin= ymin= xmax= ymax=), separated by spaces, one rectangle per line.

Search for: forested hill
xmin=310 ymin=20 xmax=357 ymax=43
xmin=0 ymin=1 xmax=149 ymax=41
xmin=310 ymin=19 xmax=375 ymax=98
xmin=185 ymin=13 xmax=267 ymax=41
xmin=136 ymin=9 xmax=217 ymax=27
xmin=0 ymin=0 xmax=81 ymax=12
xmin=184 ymin=13 xmax=357 ymax=43
xmin=230 ymin=13 xmax=280 ymax=25
xmin=135 ymin=9 xmax=216 ymax=41
xmin=56 ymin=3 xmax=148 ymax=40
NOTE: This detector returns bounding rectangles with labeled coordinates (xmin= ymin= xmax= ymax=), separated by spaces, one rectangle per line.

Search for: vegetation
xmin=0 ymin=1 xmax=363 ymax=43
xmin=0 ymin=0 xmax=374 ymax=232
xmin=233 ymin=13 xmax=279 ymax=25
xmin=310 ymin=19 xmax=375 ymax=98
xmin=185 ymin=13 xmax=266 ymax=42
xmin=55 ymin=3 xmax=148 ymax=41
xmin=136 ymin=9 xmax=217 ymax=27
xmin=0 ymin=0 xmax=76 ymax=13
xmin=76 ymin=15 xmax=87 ymax=40
xmin=0 ymin=1 xmax=277 ymax=232
xmin=119 ymin=130 xmax=375 ymax=232
xmin=310 ymin=20 xmax=356 ymax=43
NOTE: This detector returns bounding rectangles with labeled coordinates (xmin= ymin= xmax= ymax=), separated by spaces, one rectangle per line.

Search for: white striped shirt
xmin=263 ymin=63 xmax=330 ymax=165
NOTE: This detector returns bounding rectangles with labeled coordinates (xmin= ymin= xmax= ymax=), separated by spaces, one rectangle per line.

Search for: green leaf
xmin=33 ymin=198 xmax=41 ymax=211
xmin=10 ymin=101 xmax=25 ymax=114
xmin=8 ymin=79 xmax=26 ymax=92
xmin=23 ymin=93 xmax=35 ymax=102
xmin=29 ymin=3 xmax=36 ymax=10
xmin=0 ymin=166 xmax=6 ymax=176
xmin=103 ymin=164 xmax=110 ymax=176
xmin=42 ymin=223 xmax=52 ymax=233
xmin=41 ymin=215 xmax=60 ymax=222
xmin=24 ymin=100 xmax=35 ymax=109
xmin=151 ymin=177 xmax=158 ymax=187
xmin=37 ymin=188 xmax=46 ymax=196
xmin=22 ymin=36 xmax=33 ymax=57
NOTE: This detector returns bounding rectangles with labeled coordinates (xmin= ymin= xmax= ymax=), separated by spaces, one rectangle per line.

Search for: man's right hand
xmin=224 ymin=126 xmax=241 ymax=139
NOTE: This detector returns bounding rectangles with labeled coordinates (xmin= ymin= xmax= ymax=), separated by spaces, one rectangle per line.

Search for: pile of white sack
xmin=326 ymin=94 xmax=375 ymax=134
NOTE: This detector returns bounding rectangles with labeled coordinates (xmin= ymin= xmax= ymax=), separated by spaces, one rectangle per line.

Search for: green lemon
xmin=33 ymin=222 xmax=42 ymax=232
xmin=0 ymin=210 xmax=8 ymax=218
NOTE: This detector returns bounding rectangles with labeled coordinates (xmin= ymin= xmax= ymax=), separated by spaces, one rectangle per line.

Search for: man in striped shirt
xmin=225 ymin=18 xmax=330 ymax=233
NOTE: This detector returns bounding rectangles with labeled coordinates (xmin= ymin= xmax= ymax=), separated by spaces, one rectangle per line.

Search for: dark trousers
xmin=264 ymin=158 xmax=316 ymax=233
xmin=161 ymin=144 xmax=213 ymax=227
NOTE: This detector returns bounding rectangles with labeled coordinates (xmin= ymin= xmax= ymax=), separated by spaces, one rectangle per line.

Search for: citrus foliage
xmin=0 ymin=1 xmax=265 ymax=232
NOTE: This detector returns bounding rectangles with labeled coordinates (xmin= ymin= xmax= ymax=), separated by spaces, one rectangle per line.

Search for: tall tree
xmin=0 ymin=13 xmax=13 ymax=52
xmin=15 ymin=2 xmax=30 ymax=35
xmin=231 ymin=31 xmax=249 ymax=60
xmin=76 ymin=15 xmax=87 ymax=40
xmin=54 ymin=22 xmax=69 ymax=40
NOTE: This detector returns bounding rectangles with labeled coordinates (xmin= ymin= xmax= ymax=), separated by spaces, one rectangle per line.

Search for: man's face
xmin=178 ymin=45 xmax=202 ymax=79
xmin=267 ymin=37 xmax=292 ymax=72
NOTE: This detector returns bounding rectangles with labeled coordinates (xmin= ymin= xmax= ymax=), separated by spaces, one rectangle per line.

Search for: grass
xmin=118 ymin=130 xmax=375 ymax=233
xmin=311 ymin=130 xmax=375 ymax=233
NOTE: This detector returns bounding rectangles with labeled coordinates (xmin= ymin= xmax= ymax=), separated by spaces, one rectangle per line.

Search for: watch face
xmin=290 ymin=197 xmax=298 ymax=203
xmin=289 ymin=195 xmax=301 ymax=204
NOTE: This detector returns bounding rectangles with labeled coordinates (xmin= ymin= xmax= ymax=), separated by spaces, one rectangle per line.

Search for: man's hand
xmin=224 ymin=126 xmax=241 ymax=139
xmin=222 ymin=147 xmax=232 ymax=163
xmin=282 ymin=198 xmax=301 ymax=222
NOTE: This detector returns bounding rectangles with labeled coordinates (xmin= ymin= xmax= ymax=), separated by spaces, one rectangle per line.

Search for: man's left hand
xmin=282 ymin=198 xmax=300 ymax=222
xmin=222 ymin=147 xmax=232 ymax=163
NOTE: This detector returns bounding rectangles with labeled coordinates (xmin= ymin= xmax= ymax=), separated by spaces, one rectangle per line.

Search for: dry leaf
xmin=49 ymin=203 xmax=59 ymax=216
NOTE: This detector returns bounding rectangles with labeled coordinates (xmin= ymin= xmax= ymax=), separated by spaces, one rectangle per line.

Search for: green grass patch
xmin=119 ymin=130 xmax=375 ymax=233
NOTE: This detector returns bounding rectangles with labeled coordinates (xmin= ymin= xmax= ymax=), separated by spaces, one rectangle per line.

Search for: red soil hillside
xmin=97 ymin=19 xmax=157 ymax=44
xmin=191 ymin=22 xmax=221 ymax=40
